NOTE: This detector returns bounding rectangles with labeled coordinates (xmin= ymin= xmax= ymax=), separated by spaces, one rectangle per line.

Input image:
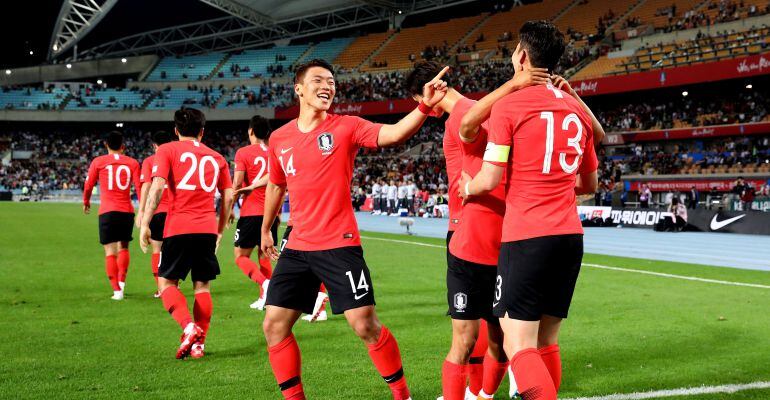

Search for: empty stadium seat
xmin=146 ymin=53 xmax=226 ymax=81
xmin=216 ymin=45 xmax=309 ymax=80
xmin=0 ymin=87 xmax=69 ymax=110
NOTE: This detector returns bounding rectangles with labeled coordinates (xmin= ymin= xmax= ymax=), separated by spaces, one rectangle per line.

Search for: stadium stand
xmin=146 ymin=53 xmax=226 ymax=81
xmin=66 ymin=87 xmax=149 ymax=110
xmin=554 ymin=0 xmax=639 ymax=40
xmin=622 ymin=0 xmax=706 ymax=31
xmin=215 ymin=45 xmax=309 ymax=79
xmin=298 ymin=37 xmax=355 ymax=66
xmin=147 ymin=87 xmax=222 ymax=110
xmin=0 ymin=87 xmax=69 ymax=110
xmin=333 ymin=31 xmax=395 ymax=70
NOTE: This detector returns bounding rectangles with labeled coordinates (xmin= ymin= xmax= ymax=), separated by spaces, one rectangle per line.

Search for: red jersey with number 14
xmin=140 ymin=155 xmax=169 ymax=214
xmin=485 ymin=85 xmax=598 ymax=242
xmin=234 ymin=143 xmax=269 ymax=216
xmin=152 ymin=140 xmax=232 ymax=237
xmin=83 ymin=154 xmax=141 ymax=215
xmin=268 ymin=113 xmax=382 ymax=251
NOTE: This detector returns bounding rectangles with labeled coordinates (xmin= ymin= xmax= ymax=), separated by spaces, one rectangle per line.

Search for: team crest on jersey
xmin=454 ymin=292 xmax=467 ymax=312
xmin=317 ymin=132 xmax=334 ymax=154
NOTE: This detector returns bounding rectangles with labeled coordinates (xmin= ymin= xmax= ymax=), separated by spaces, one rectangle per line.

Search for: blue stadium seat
xmin=147 ymin=88 xmax=222 ymax=110
xmin=215 ymin=45 xmax=308 ymax=80
xmin=299 ymin=38 xmax=355 ymax=64
xmin=0 ymin=87 xmax=69 ymax=110
xmin=146 ymin=53 xmax=227 ymax=81
xmin=66 ymin=88 xmax=147 ymax=110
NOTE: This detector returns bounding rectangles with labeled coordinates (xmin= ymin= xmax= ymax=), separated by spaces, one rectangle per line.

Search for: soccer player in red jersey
xmin=231 ymin=115 xmax=277 ymax=310
xmin=139 ymin=108 xmax=234 ymax=360
xmin=83 ymin=131 xmax=141 ymax=300
xmin=460 ymin=21 xmax=602 ymax=400
xmin=136 ymin=130 xmax=175 ymax=297
xmin=258 ymin=59 xmax=448 ymax=400
xmin=407 ymin=61 xmax=549 ymax=400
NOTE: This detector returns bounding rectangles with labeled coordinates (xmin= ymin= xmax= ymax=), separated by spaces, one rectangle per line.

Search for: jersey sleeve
xmin=483 ymin=102 xmax=513 ymax=167
xmin=217 ymin=157 xmax=233 ymax=191
xmin=460 ymin=121 xmax=489 ymax=157
xmin=82 ymin=159 xmax=98 ymax=204
xmin=579 ymin=127 xmax=599 ymax=174
xmin=268 ymin=147 xmax=287 ymax=186
xmin=234 ymin=149 xmax=247 ymax=172
xmin=131 ymin=160 xmax=142 ymax=194
xmin=140 ymin=159 xmax=151 ymax=184
xmin=152 ymin=146 xmax=172 ymax=181
xmin=351 ymin=116 xmax=383 ymax=149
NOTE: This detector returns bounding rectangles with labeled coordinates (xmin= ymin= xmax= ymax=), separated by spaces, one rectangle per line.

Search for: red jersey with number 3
xmin=268 ymin=113 xmax=382 ymax=251
xmin=140 ymin=155 xmax=169 ymax=214
xmin=152 ymin=140 xmax=232 ymax=237
xmin=83 ymin=154 xmax=141 ymax=215
xmin=485 ymin=84 xmax=598 ymax=242
xmin=234 ymin=143 xmax=269 ymax=216
xmin=443 ymin=108 xmax=464 ymax=231
xmin=447 ymin=98 xmax=505 ymax=265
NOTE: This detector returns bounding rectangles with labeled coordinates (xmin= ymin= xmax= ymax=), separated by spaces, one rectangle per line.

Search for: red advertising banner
xmin=627 ymin=179 xmax=767 ymax=192
xmin=604 ymin=121 xmax=770 ymax=143
xmin=571 ymin=53 xmax=770 ymax=97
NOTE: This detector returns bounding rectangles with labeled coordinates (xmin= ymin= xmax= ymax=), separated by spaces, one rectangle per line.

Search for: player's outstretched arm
xmin=136 ymin=182 xmax=150 ymax=228
xmin=459 ymin=68 xmax=550 ymax=142
xmin=378 ymin=66 xmax=449 ymax=147
xmin=551 ymin=75 xmax=606 ymax=145
xmin=139 ymin=177 xmax=165 ymax=253
xmin=82 ymin=161 xmax=97 ymax=214
xmin=260 ymin=182 xmax=286 ymax=260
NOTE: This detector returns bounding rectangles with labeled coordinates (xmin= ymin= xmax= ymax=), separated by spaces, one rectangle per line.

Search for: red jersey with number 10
xmin=268 ymin=113 xmax=382 ymax=251
xmin=152 ymin=140 xmax=232 ymax=237
xmin=234 ymin=143 xmax=270 ymax=216
xmin=83 ymin=154 xmax=141 ymax=215
xmin=140 ymin=155 xmax=169 ymax=214
xmin=485 ymin=84 xmax=598 ymax=242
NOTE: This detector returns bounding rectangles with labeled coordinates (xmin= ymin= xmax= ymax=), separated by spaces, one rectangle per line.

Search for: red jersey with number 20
xmin=152 ymin=140 xmax=232 ymax=238
xmin=83 ymin=154 xmax=141 ymax=215
xmin=234 ymin=143 xmax=269 ymax=216
xmin=140 ymin=155 xmax=169 ymax=214
xmin=485 ymin=84 xmax=598 ymax=242
xmin=448 ymin=98 xmax=505 ymax=266
xmin=269 ymin=113 xmax=382 ymax=251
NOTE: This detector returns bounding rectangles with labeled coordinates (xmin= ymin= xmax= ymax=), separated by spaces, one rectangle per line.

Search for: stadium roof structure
xmin=49 ymin=0 xmax=484 ymax=62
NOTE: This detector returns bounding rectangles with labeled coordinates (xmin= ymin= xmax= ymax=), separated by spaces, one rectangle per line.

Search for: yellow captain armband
xmin=483 ymin=142 xmax=510 ymax=163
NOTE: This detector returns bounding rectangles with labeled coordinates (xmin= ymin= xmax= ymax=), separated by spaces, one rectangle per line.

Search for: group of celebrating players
xmin=82 ymin=20 xmax=603 ymax=400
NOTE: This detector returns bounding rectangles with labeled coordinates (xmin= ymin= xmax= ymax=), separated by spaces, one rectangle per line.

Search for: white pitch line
xmin=360 ymin=236 xmax=770 ymax=289
xmin=562 ymin=381 xmax=770 ymax=400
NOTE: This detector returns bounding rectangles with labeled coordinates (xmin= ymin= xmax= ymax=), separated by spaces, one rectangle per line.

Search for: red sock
xmin=512 ymin=348 xmax=557 ymax=400
xmin=367 ymin=326 xmax=410 ymax=400
xmin=105 ymin=255 xmax=120 ymax=291
xmin=151 ymin=252 xmax=160 ymax=284
xmin=160 ymin=286 xmax=192 ymax=329
xmin=193 ymin=292 xmax=212 ymax=343
xmin=468 ymin=320 xmax=488 ymax=395
xmin=236 ymin=255 xmax=266 ymax=284
xmin=481 ymin=354 xmax=508 ymax=397
xmin=268 ymin=335 xmax=305 ymax=400
xmin=442 ymin=360 xmax=467 ymax=400
xmin=539 ymin=344 xmax=562 ymax=392
xmin=117 ymin=249 xmax=129 ymax=283
xmin=258 ymin=256 xmax=273 ymax=279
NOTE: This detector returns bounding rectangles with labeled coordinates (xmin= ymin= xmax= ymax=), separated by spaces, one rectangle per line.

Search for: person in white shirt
xmin=387 ymin=180 xmax=398 ymax=215
xmin=406 ymin=180 xmax=416 ymax=215
xmin=397 ymin=180 xmax=408 ymax=211
xmin=371 ymin=180 xmax=382 ymax=215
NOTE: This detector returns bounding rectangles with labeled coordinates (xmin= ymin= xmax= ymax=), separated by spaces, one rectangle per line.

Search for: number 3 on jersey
xmin=279 ymin=154 xmax=297 ymax=176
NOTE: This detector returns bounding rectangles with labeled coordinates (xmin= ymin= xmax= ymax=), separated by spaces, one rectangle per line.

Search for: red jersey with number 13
xmin=234 ymin=143 xmax=270 ymax=216
xmin=140 ymin=155 xmax=169 ymax=214
xmin=83 ymin=154 xmax=141 ymax=215
xmin=485 ymin=85 xmax=598 ymax=242
xmin=152 ymin=140 xmax=232 ymax=237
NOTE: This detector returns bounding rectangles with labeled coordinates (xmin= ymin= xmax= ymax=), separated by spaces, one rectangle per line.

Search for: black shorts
xmin=149 ymin=212 xmax=167 ymax=242
xmin=279 ymin=225 xmax=293 ymax=252
xmin=266 ymin=246 xmax=375 ymax=315
xmin=98 ymin=211 xmax=134 ymax=245
xmin=159 ymin=234 xmax=220 ymax=282
xmin=493 ymin=234 xmax=583 ymax=321
xmin=234 ymin=215 xmax=279 ymax=249
xmin=447 ymin=251 xmax=499 ymax=324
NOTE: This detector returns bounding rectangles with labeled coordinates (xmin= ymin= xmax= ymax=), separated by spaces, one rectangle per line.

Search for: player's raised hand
xmin=83 ymin=203 xmax=90 ymax=214
xmin=139 ymin=225 xmax=151 ymax=253
xmin=511 ymin=67 xmax=550 ymax=90
xmin=551 ymin=74 xmax=577 ymax=97
xmin=261 ymin=230 xmax=280 ymax=260
xmin=422 ymin=66 xmax=450 ymax=108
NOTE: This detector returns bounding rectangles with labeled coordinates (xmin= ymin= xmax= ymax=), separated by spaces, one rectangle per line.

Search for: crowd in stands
xmin=661 ymin=1 xmax=770 ymax=33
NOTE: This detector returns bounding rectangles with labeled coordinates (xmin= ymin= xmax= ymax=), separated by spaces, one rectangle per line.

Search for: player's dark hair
xmin=174 ymin=107 xmax=205 ymax=137
xmin=672 ymin=197 xmax=680 ymax=205
xmin=406 ymin=61 xmax=448 ymax=96
xmin=152 ymin=130 xmax=174 ymax=145
xmin=249 ymin=115 xmax=272 ymax=140
xmin=518 ymin=20 xmax=566 ymax=72
xmin=294 ymin=59 xmax=334 ymax=84
xmin=105 ymin=131 xmax=123 ymax=150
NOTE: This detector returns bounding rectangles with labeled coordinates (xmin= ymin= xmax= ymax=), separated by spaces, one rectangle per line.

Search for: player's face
xmin=296 ymin=67 xmax=336 ymax=111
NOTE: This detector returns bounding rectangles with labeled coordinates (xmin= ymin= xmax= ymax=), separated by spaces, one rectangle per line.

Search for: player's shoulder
xmin=122 ymin=154 xmax=140 ymax=166
xmin=271 ymin=119 xmax=297 ymax=139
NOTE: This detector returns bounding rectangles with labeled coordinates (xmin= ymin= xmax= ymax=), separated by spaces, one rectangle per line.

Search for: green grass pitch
xmin=1 ymin=203 xmax=769 ymax=399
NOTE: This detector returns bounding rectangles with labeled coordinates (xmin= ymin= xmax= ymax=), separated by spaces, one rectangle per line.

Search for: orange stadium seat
xmin=571 ymin=55 xmax=629 ymax=79
xmin=333 ymin=31 xmax=395 ymax=70
xmin=553 ymin=0 xmax=638 ymax=37
xmin=625 ymin=0 xmax=705 ymax=29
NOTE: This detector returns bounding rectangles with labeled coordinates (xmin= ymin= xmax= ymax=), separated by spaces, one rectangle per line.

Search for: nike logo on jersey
xmin=354 ymin=292 xmax=369 ymax=300
xmin=280 ymin=147 xmax=293 ymax=154
xmin=709 ymin=214 xmax=746 ymax=230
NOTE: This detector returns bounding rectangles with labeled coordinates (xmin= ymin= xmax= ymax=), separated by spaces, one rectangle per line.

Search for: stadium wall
xmin=0 ymin=55 xmax=158 ymax=86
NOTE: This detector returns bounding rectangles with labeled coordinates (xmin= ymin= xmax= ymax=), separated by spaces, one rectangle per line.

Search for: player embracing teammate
xmin=258 ymin=58 xmax=448 ymax=400
xmin=140 ymin=108 xmax=234 ymax=359
xmin=461 ymin=21 xmax=603 ymax=400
